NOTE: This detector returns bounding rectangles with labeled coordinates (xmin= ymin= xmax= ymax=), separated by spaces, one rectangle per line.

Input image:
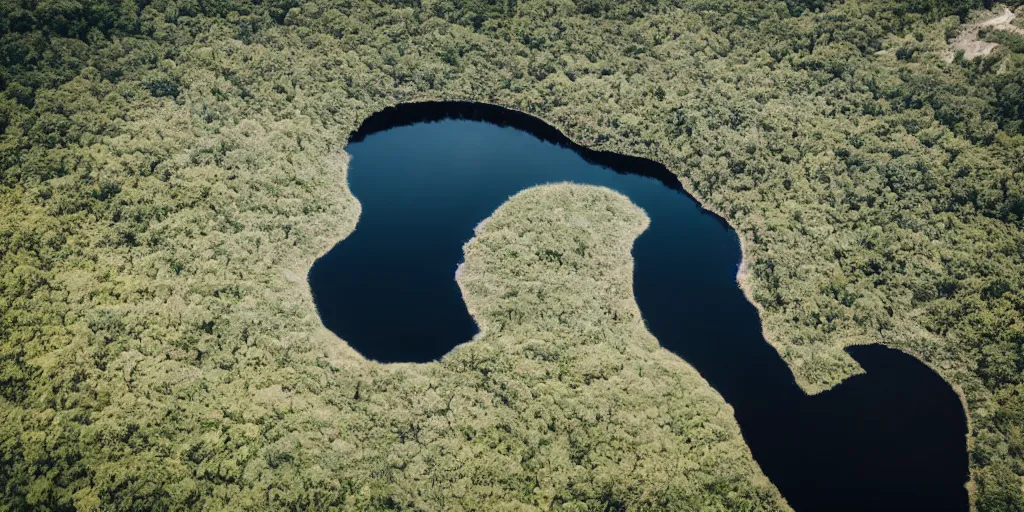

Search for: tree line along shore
xmin=1 ymin=0 xmax=1023 ymax=509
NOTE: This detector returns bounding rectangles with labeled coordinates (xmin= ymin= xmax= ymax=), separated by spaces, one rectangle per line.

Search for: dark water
xmin=309 ymin=102 xmax=968 ymax=512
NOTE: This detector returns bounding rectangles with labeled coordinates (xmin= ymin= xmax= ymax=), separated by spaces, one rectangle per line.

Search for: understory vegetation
xmin=1 ymin=0 xmax=1024 ymax=508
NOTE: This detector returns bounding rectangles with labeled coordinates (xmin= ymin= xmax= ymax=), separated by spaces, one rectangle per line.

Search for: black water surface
xmin=308 ymin=102 xmax=969 ymax=512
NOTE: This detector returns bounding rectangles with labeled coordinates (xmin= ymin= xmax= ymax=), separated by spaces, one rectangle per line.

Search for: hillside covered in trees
xmin=1 ymin=0 xmax=1024 ymax=509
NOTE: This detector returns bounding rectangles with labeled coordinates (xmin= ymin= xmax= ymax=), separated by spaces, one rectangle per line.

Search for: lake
xmin=308 ymin=102 xmax=968 ymax=511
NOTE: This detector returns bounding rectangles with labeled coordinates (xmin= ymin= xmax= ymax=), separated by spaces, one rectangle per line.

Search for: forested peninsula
xmin=1 ymin=0 xmax=1023 ymax=509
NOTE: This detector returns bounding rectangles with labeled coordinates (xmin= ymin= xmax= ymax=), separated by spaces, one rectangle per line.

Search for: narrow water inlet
xmin=308 ymin=102 xmax=969 ymax=512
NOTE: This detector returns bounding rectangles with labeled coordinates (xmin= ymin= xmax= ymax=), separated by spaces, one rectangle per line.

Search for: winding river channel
xmin=308 ymin=102 xmax=969 ymax=511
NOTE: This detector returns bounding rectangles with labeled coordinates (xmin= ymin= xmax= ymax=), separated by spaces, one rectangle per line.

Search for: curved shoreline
xmin=310 ymin=98 xmax=973 ymax=509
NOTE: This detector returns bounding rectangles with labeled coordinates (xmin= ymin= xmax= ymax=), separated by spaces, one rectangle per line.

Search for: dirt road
xmin=945 ymin=7 xmax=1023 ymax=62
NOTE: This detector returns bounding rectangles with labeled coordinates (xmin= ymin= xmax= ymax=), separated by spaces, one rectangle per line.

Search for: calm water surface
xmin=308 ymin=102 xmax=968 ymax=512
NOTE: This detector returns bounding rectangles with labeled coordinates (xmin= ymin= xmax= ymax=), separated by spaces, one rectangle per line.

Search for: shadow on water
xmin=308 ymin=101 xmax=969 ymax=512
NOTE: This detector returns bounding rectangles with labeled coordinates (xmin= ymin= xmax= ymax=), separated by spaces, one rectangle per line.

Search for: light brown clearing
xmin=945 ymin=7 xmax=1023 ymax=62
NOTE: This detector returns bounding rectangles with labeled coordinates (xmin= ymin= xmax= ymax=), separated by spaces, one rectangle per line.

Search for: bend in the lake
xmin=308 ymin=102 xmax=969 ymax=512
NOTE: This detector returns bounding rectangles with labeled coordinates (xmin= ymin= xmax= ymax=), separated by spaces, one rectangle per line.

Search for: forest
xmin=1 ymin=0 xmax=1023 ymax=508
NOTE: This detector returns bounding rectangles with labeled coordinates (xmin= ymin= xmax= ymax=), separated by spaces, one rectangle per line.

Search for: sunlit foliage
xmin=1 ymin=0 xmax=1023 ymax=508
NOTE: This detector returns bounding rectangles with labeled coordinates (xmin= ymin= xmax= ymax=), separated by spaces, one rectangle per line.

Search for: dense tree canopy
xmin=1 ymin=0 xmax=1023 ymax=509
